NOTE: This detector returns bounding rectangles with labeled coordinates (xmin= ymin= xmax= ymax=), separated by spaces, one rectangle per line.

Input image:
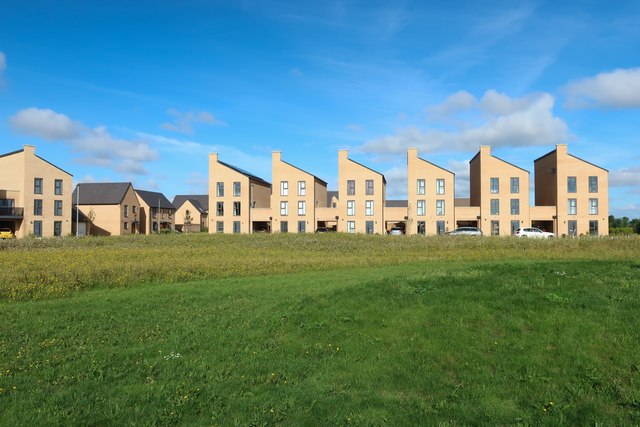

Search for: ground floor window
xmin=153 ymin=222 xmax=158 ymax=232
xmin=124 ymin=221 xmax=129 ymax=230
xmin=233 ymin=221 xmax=241 ymax=234
xmin=281 ymin=221 xmax=288 ymax=233
xmin=491 ymin=220 xmax=500 ymax=236
xmin=511 ymin=220 xmax=520 ymax=235
xmin=298 ymin=221 xmax=306 ymax=233
xmin=365 ymin=221 xmax=374 ymax=234
xmin=347 ymin=221 xmax=355 ymax=233
xmin=589 ymin=220 xmax=599 ymax=236
xmin=436 ymin=221 xmax=445 ymax=235
xmin=568 ymin=220 xmax=577 ymax=237
xmin=216 ymin=221 xmax=224 ymax=233
xmin=417 ymin=221 xmax=425 ymax=235
xmin=54 ymin=221 xmax=62 ymax=236
xmin=33 ymin=220 xmax=42 ymax=237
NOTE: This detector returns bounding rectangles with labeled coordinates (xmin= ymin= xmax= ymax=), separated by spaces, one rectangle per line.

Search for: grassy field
xmin=1 ymin=234 xmax=639 ymax=424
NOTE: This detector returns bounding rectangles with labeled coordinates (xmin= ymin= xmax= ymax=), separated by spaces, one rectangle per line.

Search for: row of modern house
xmin=0 ymin=142 xmax=609 ymax=239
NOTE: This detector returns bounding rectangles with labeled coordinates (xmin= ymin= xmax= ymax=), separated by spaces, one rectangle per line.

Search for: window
xmin=589 ymin=198 xmax=598 ymax=215
xmin=298 ymin=201 xmax=306 ymax=216
xmin=436 ymin=200 xmax=445 ymax=216
xmin=216 ymin=221 xmax=224 ymax=233
xmin=347 ymin=200 xmax=355 ymax=216
xmin=366 ymin=180 xmax=374 ymax=195
xmin=491 ymin=220 xmax=500 ymax=236
xmin=34 ymin=199 xmax=43 ymax=216
xmin=511 ymin=220 xmax=520 ymax=235
xmin=490 ymin=178 xmax=499 ymax=194
xmin=124 ymin=205 xmax=129 ymax=218
xmin=347 ymin=221 xmax=355 ymax=233
xmin=216 ymin=202 xmax=224 ymax=216
xmin=281 ymin=221 xmax=288 ymax=233
xmin=347 ymin=180 xmax=355 ymax=196
xmin=54 ymin=200 xmax=63 ymax=216
xmin=132 ymin=205 xmax=137 ymax=215
xmin=298 ymin=221 xmax=306 ymax=233
xmin=54 ymin=221 xmax=62 ymax=236
xmin=280 ymin=181 xmax=288 ymax=196
xmin=417 ymin=221 xmax=425 ymax=235
xmin=568 ymin=220 xmax=577 ymax=237
xmin=436 ymin=179 xmax=445 ymax=195
xmin=233 ymin=182 xmax=241 ymax=197
xmin=365 ymin=221 xmax=374 ymax=234
xmin=417 ymin=179 xmax=425 ymax=195
xmin=33 ymin=220 xmax=42 ymax=237
xmin=416 ymin=200 xmax=425 ymax=216
xmin=589 ymin=176 xmax=598 ymax=193
xmin=589 ymin=220 xmax=599 ymax=236
xmin=153 ymin=222 xmax=158 ymax=232
xmin=233 ymin=221 xmax=241 ymax=234
xmin=510 ymin=177 xmax=519 ymax=194
xmin=490 ymin=199 xmax=499 ymax=215
xmin=567 ymin=176 xmax=577 ymax=193
xmin=437 ymin=221 xmax=446 ymax=235
xmin=298 ymin=181 xmax=306 ymax=196
xmin=216 ymin=182 xmax=224 ymax=197
xmin=34 ymin=178 xmax=43 ymax=195
xmin=124 ymin=221 xmax=129 ymax=230
xmin=365 ymin=200 xmax=374 ymax=216
xmin=280 ymin=201 xmax=288 ymax=216
xmin=233 ymin=201 xmax=241 ymax=216
xmin=510 ymin=199 xmax=520 ymax=215
xmin=54 ymin=179 xmax=63 ymax=195
xmin=568 ymin=198 xmax=577 ymax=215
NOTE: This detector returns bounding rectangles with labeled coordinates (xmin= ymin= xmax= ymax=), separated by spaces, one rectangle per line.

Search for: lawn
xmin=1 ymin=235 xmax=639 ymax=424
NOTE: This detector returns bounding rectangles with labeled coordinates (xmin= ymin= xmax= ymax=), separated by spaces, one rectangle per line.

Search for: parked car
xmin=0 ymin=228 xmax=15 ymax=239
xmin=446 ymin=227 xmax=483 ymax=236
xmin=388 ymin=227 xmax=404 ymax=235
xmin=515 ymin=227 xmax=554 ymax=238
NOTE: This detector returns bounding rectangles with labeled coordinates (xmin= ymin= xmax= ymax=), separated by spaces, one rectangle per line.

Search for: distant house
xmin=172 ymin=195 xmax=208 ymax=233
xmin=72 ymin=182 xmax=140 ymax=236
xmin=135 ymin=189 xmax=176 ymax=234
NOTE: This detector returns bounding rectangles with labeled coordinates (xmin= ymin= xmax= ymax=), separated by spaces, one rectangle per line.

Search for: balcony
xmin=0 ymin=207 xmax=24 ymax=218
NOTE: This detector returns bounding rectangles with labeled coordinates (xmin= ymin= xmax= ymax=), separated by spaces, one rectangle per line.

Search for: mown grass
xmin=1 ymin=233 xmax=639 ymax=300
xmin=1 ymin=258 xmax=639 ymax=425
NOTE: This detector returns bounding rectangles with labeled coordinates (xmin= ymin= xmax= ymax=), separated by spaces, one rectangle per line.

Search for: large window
xmin=54 ymin=179 xmax=63 ymax=195
xmin=417 ymin=179 xmax=425 ymax=195
xmin=233 ymin=221 xmax=240 ymax=234
xmin=589 ymin=176 xmax=598 ymax=193
xmin=365 ymin=221 xmax=374 ymax=235
xmin=365 ymin=200 xmax=374 ymax=216
xmin=298 ymin=201 xmax=306 ymax=216
xmin=491 ymin=220 xmax=500 ymax=236
xmin=124 ymin=204 xmax=129 ymax=218
xmin=280 ymin=201 xmax=288 ymax=216
xmin=34 ymin=178 xmax=43 ymax=195
xmin=216 ymin=182 xmax=224 ymax=197
xmin=233 ymin=182 xmax=241 ymax=197
xmin=568 ymin=198 xmax=577 ymax=215
xmin=589 ymin=220 xmax=599 ymax=236
xmin=298 ymin=181 xmax=306 ymax=196
xmin=347 ymin=200 xmax=355 ymax=216
xmin=280 ymin=181 xmax=288 ymax=196
xmin=54 ymin=221 xmax=62 ymax=236
xmin=436 ymin=179 xmax=445 ymax=195
xmin=347 ymin=221 xmax=355 ymax=233
xmin=589 ymin=198 xmax=598 ymax=215
xmin=510 ymin=177 xmax=519 ymax=194
xmin=437 ymin=221 xmax=446 ymax=235
xmin=54 ymin=200 xmax=62 ymax=216
xmin=347 ymin=180 xmax=355 ymax=196
xmin=436 ymin=200 xmax=445 ymax=216
xmin=366 ymin=180 xmax=374 ymax=195
xmin=490 ymin=199 xmax=499 ymax=215
xmin=216 ymin=202 xmax=224 ymax=216
xmin=34 ymin=199 xmax=43 ymax=216
xmin=568 ymin=220 xmax=577 ymax=236
xmin=281 ymin=221 xmax=288 ymax=233
xmin=490 ymin=177 xmax=499 ymax=194
xmin=216 ymin=221 xmax=224 ymax=233
xmin=567 ymin=176 xmax=577 ymax=193
xmin=33 ymin=220 xmax=42 ymax=237
xmin=233 ymin=201 xmax=241 ymax=216
xmin=417 ymin=221 xmax=425 ymax=235
xmin=298 ymin=221 xmax=306 ymax=233
xmin=417 ymin=200 xmax=425 ymax=216
xmin=510 ymin=199 xmax=520 ymax=215
xmin=511 ymin=220 xmax=520 ymax=235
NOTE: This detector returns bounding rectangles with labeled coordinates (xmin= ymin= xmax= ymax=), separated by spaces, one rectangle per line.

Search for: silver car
xmin=447 ymin=227 xmax=483 ymax=236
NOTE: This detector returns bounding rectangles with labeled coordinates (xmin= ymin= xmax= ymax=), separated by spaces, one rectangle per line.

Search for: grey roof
xmin=135 ymin=189 xmax=175 ymax=210
xmin=172 ymin=195 xmax=209 ymax=213
xmin=386 ymin=200 xmax=408 ymax=208
xmin=327 ymin=191 xmax=339 ymax=206
xmin=73 ymin=182 xmax=133 ymax=205
xmin=218 ymin=160 xmax=271 ymax=185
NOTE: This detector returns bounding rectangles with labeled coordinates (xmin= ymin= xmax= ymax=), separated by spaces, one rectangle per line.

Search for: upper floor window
xmin=366 ymin=179 xmax=374 ymax=195
xmin=54 ymin=200 xmax=63 ymax=216
xmin=233 ymin=201 xmax=241 ymax=216
xmin=417 ymin=200 xmax=425 ymax=216
xmin=216 ymin=182 xmax=224 ymax=197
xmin=365 ymin=200 xmax=374 ymax=216
xmin=347 ymin=180 xmax=355 ymax=196
xmin=436 ymin=179 xmax=445 ymax=195
xmin=54 ymin=179 xmax=63 ymax=195
xmin=34 ymin=199 xmax=43 ymax=216
xmin=298 ymin=181 xmax=306 ymax=196
xmin=124 ymin=205 xmax=129 ymax=217
xmin=347 ymin=200 xmax=355 ymax=216
xmin=490 ymin=199 xmax=499 ymax=215
xmin=510 ymin=177 xmax=519 ymax=194
xmin=132 ymin=205 xmax=137 ymax=215
xmin=568 ymin=198 xmax=577 ymax=215
xmin=436 ymin=200 xmax=445 ymax=216
xmin=417 ymin=179 xmax=425 ymax=195
xmin=280 ymin=181 xmax=288 ymax=196
xmin=34 ymin=178 xmax=43 ymax=195
xmin=589 ymin=176 xmax=598 ymax=193
xmin=216 ymin=201 xmax=224 ymax=216
xmin=280 ymin=201 xmax=288 ymax=216
xmin=490 ymin=177 xmax=499 ymax=194
xmin=589 ymin=198 xmax=598 ymax=215
xmin=298 ymin=201 xmax=306 ymax=216
xmin=567 ymin=176 xmax=577 ymax=193
xmin=510 ymin=199 xmax=520 ymax=215
xmin=233 ymin=182 xmax=241 ymax=197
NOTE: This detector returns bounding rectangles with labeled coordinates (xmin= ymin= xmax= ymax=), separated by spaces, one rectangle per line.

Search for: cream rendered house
xmin=208 ymin=153 xmax=271 ymax=234
xmin=172 ymin=195 xmax=208 ymax=233
xmin=337 ymin=149 xmax=386 ymax=234
xmin=271 ymin=151 xmax=328 ymax=233
xmin=135 ymin=190 xmax=176 ymax=234
xmin=73 ymin=182 xmax=140 ymax=236
xmin=0 ymin=145 xmax=72 ymax=238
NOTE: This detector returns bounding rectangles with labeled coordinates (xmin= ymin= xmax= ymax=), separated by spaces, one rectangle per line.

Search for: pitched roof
xmin=135 ymin=189 xmax=175 ymax=210
xmin=0 ymin=147 xmax=73 ymax=176
xmin=326 ymin=190 xmax=339 ymax=207
xmin=533 ymin=148 xmax=608 ymax=172
xmin=281 ymin=159 xmax=328 ymax=186
xmin=386 ymin=199 xmax=408 ymax=208
xmin=218 ymin=160 xmax=271 ymax=185
xmin=72 ymin=182 xmax=133 ymax=205
xmin=172 ymin=195 xmax=209 ymax=213
xmin=347 ymin=158 xmax=387 ymax=184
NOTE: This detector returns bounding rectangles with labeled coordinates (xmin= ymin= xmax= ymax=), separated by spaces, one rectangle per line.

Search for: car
xmin=514 ymin=227 xmax=554 ymax=238
xmin=388 ymin=227 xmax=404 ymax=235
xmin=446 ymin=227 xmax=483 ymax=236
xmin=315 ymin=227 xmax=329 ymax=233
xmin=0 ymin=228 xmax=15 ymax=239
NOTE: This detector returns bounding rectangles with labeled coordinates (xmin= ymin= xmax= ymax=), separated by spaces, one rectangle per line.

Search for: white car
xmin=515 ymin=227 xmax=554 ymax=238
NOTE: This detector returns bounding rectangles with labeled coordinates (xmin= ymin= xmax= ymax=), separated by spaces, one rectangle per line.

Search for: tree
xmin=87 ymin=208 xmax=96 ymax=235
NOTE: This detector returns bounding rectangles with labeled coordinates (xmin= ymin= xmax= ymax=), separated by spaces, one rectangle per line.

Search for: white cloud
xmin=359 ymin=90 xmax=568 ymax=155
xmin=0 ymin=51 xmax=6 ymax=84
xmin=382 ymin=166 xmax=408 ymax=199
xmin=564 ymin=68 xmax=640 ymax=109
xmin=161 ymin=108 xmax=226 ymax=135
xmin=610 ymin=167 xmax=640 ymax=187
xmin=10 ymin=107 xmax=158 ymax=175
xmin=426 ymin=90 xmax=476 ymax=121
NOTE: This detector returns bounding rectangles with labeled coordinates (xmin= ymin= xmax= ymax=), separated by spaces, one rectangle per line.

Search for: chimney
xmin=23 ymin=145 xmax=36 ymax=156
xmin=338 ymin=149 xmax=348 ymax=161
xmin=480 ymin=145 xmax=491 ymax=157
xmin=272 ymin=151 xmax=282 ymax=163
xmin=556 ymin=144 xmax=568 ymax=156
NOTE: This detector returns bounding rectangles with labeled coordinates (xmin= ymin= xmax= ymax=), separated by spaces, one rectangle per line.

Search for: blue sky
xmin=1 ymin=0 xmax=639 ymax=216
